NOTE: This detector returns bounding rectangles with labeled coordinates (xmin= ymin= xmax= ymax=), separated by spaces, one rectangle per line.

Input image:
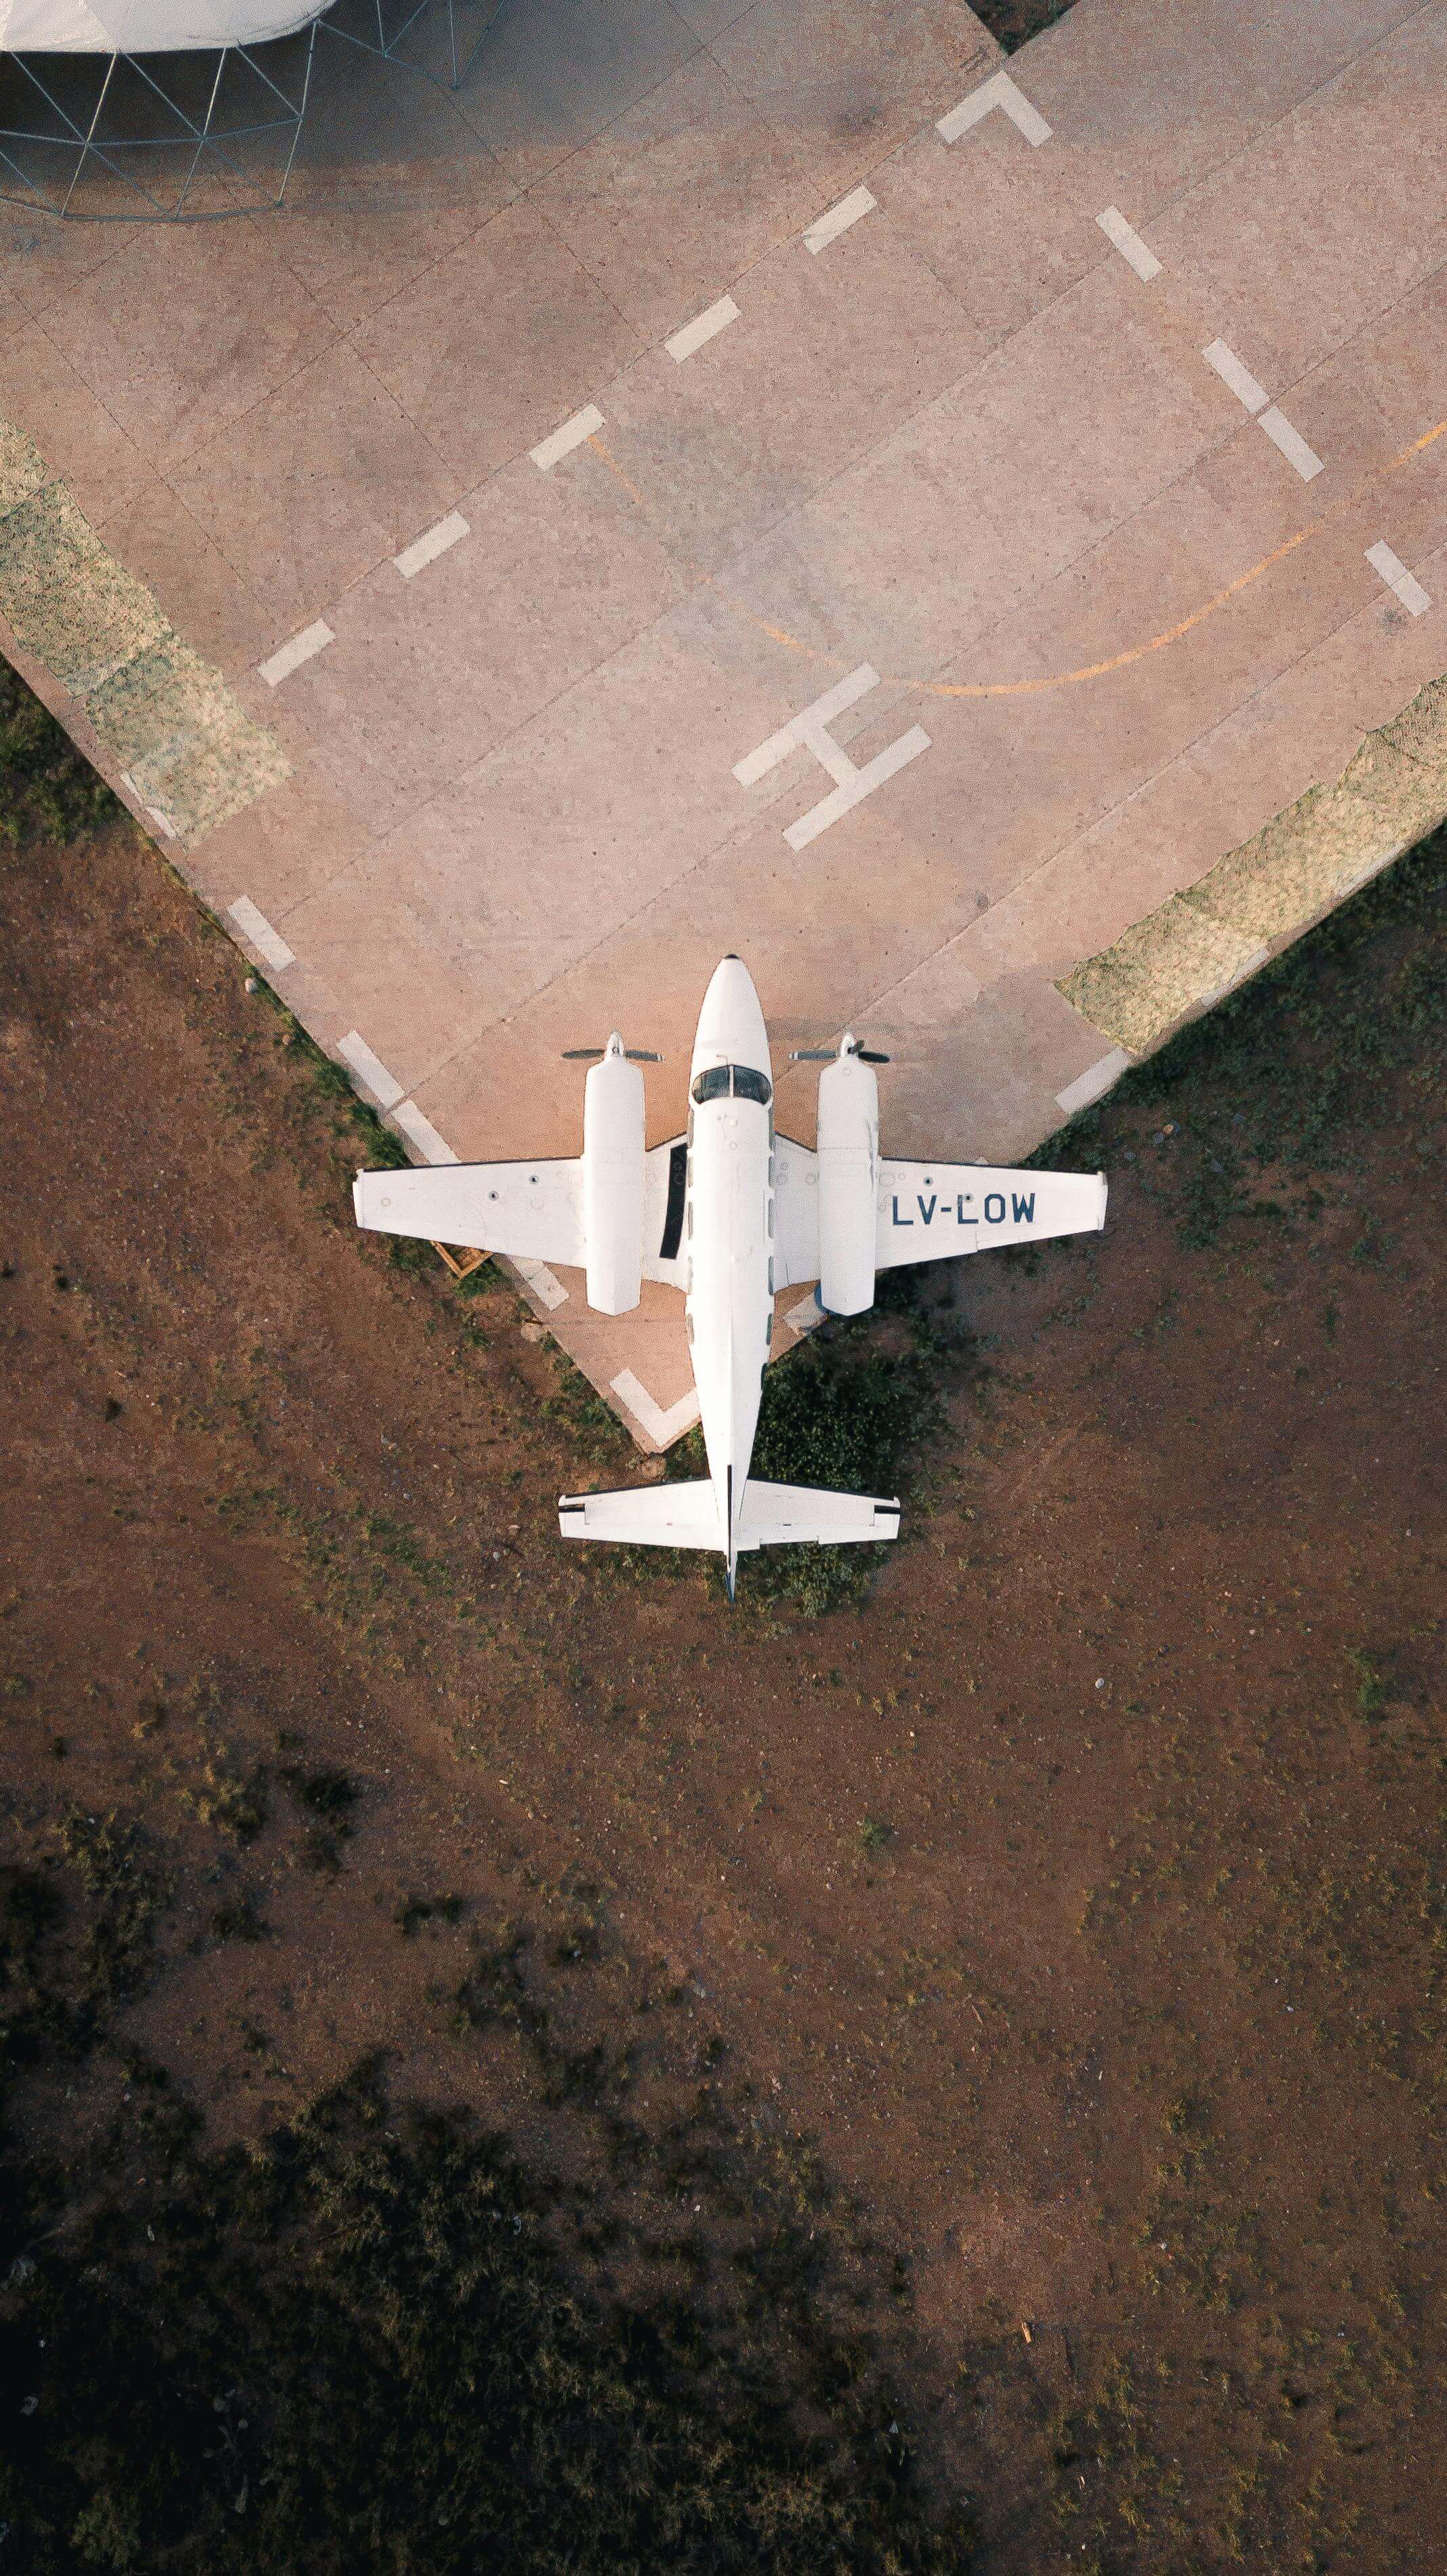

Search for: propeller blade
xmin=624 ymin=1049 xmax=662 ymax=1062
xmin=561 ymin=1047 xmax=605 ymax=1060
xmin=857 ymin=1048 xmax=891 ymax=1064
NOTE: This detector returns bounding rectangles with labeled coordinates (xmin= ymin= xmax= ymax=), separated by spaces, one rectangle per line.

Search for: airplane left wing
xmin=353 ymin=1159 xmax=584 ymax=1266
xmin=877 ymin=1161 xmax=1106 ymax=1269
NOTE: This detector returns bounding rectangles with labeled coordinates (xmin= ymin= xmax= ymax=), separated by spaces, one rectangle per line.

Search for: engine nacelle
xmin=816 ymin=1052 xmax=878 ymax=1316
xmin=582 ymin=1047 xmax=645 ymax=1313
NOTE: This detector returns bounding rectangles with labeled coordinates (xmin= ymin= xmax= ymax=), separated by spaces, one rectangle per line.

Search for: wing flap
xmin=641 ymin=1136 xmax=688 ymax=1285
xmin=877 ymin=1162 xmax=1106 ymax=1269
xmin=772 ymin=1134 xmax=820 ymax=1289
xmin=354 ymin=1159 xmax=584 ymax=1268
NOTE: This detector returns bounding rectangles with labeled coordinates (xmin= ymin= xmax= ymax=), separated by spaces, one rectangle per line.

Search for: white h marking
xmin=733 ymin=665 xmax=931 ymax=850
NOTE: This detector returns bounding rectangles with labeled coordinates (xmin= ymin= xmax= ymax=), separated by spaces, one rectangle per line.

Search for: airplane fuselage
xmin=684 ymin=958 xmax=775 ymax=1582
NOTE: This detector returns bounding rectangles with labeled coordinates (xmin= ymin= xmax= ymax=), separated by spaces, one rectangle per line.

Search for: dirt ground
xmin=2 ymin=770 xmax=1444 ymax=2573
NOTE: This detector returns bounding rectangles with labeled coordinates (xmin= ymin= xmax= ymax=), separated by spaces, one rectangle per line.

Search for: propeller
xmin=790 ymin=1031 xmax=891 ymax=1065
xmin=562 ymin=1031 xmax=661 ymax=1062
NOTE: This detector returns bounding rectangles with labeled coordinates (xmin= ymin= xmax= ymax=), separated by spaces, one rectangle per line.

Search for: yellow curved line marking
xmin=590 ymin=414 xmax=1447 ymax=701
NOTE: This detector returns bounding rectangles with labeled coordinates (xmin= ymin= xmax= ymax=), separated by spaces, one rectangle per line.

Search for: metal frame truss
xmin=0 ymin=26 xmax=319 ymax=222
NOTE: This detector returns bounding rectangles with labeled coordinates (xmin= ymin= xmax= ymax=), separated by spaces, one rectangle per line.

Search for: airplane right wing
xmin=353 ymin=1159 xmax=583 ymax=1266
xmin=876 ymin=1161 xmax=1107 ymax=1269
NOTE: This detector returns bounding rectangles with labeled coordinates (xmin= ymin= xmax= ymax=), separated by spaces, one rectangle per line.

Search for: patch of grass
xmin=1 ymin=2058 xmax=966 ymax=2576
xmin=180 ymin=1756 xmax=268 ymax=1844
xmin=543 ymin=1351 xmax=634 ymax=1466
xmin=211 ymin=1890 xmax=268 ymax=1945
xmin=394 ymin=1892 xmax=466 ymax=1938
xmin=858 ymin=1816 xmax=894 ymax=1854
xmin=0 ymin=663 xmax=117 ymax=846
xmin=1347 ymin=1648 xmax=1389 ymax=1719
xmin=278 ymin=1765 xmax=359 ymax=1877
xmin=1039 ymin=823 xmax=1447 ymax=1245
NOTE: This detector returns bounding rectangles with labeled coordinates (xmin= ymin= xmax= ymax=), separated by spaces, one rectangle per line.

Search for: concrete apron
xmin=3 ymin=0 xmax=1446 ymax=1449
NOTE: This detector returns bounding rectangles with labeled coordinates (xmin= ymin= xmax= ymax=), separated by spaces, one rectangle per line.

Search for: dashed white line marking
xmin=392 ymin=510 xmax=470 ymax=580
xmin=1258 ymin=405 xmax=1323 ymax=481
xmin=1202 ymin=339 xmax=1269 ymax=415
xmin=392 ymin=1099 xmax=459 ymax=1163
xmin=258 ymin=619 xmax=334 ymax=688
xmin=1095 ymin=206 xmax=1161 ymax=282
xmin=514 ymin=1256 xmax=569 ymax=1311
xmin=611 ymin=1369 xmax=701 ymax=1447
xmin=1366 ymin=540 xmax=1431 ymax=616
xmin=338 ymin=1030 xmax=405 ymax=1110
xmin=666 ymin=294 xmax=740 ymax=363
xmin=530 ymin=404 xmax=605 ymax=470
xmin=227 ymin=896 xmax=294 ymax=972
xmin=735 ymin=664 xmax=931 ymax=850
xmin=803 ymin=185 xmax=876 ymax=253
xmin=937 ymin=68 xmax=1052 ymax=148
xmin=1055 ymin=1047 xmax=1133 ymax=1116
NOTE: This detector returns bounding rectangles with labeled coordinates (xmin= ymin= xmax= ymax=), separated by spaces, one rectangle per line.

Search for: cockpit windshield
xmin=690 ymin=1064 xmax=773 ymax=1107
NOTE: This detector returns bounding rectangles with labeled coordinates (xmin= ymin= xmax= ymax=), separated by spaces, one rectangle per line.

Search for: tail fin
xmin=738 ymin=1480 xmax=899 ymax=1549
xmin=558 ymin=1481 xmax=722 ymax=1552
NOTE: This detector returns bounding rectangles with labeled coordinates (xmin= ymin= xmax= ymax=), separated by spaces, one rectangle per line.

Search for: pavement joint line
xmin=610 ymin=1367 xmax=701 ymax=1446
xmin=1258 ymin=404 xmax=1324 ymax=480
xmin=666 ymin=294 xmax=740 ymax=363
xmin=393 ymin=510 xmax=470 ymax=580
xmin=803 ymin=186 xmax=876 ymax=253
xmin=529 ymin=404 xmax=605 ymax=470
xmin=1365 ymin=539 xmax=1431 ymax=615
xmin=226 ymin=895 xmax=295 ymax=972
xmin=392 ymin=1098 xmax=459 ymax=1163
xmin=1202 ymin=338 xmax=1269 ymax=415
xmin=937 ymin=68 xmax=1051 ymax=148
xmin=1055 ymin=1048 xmax=1133 ymax=1116
xmin=338 ymin=1029 xmax=405 ymax=1111
xmin=1095 ymin=207 xmax=1162 ymax=283
xmin=258 ymin=619 xmax=334 ymax=688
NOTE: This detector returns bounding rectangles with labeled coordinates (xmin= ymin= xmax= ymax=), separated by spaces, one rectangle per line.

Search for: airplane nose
xmin=695 ymin=955 xmax=768 ymax=1065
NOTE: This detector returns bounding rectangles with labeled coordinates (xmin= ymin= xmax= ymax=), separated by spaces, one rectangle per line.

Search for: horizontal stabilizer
xmin=738 ymin=1480 xmax=899 ymax=1549
xmin=558 ymin=1481 xmax=722 ymax=1552
xmin=558 ymin=1478 xmax=899 ymax=1554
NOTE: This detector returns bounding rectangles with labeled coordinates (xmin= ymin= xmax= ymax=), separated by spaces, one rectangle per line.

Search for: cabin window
xmin=689 ymin=1064 xmax=773 ymax=1107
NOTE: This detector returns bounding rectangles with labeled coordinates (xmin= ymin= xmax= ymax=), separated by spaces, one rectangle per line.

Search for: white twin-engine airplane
xmin=353 ymin=957 xmax=1105 ymax=1596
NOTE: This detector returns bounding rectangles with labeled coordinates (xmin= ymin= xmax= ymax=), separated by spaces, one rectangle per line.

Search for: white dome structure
xmin=0 ymin=0 xmax=327 ymax=47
